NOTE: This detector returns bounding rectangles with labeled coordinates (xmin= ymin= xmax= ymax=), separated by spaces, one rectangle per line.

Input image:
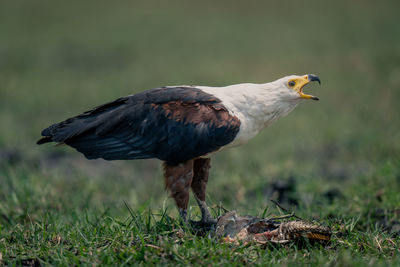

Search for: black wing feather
xmin=38 ymin=87 xmax=241 ymax=165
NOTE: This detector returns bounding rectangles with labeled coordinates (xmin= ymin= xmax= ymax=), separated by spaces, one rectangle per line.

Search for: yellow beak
xmin=295 ymin=74 xmax=320 ymax=100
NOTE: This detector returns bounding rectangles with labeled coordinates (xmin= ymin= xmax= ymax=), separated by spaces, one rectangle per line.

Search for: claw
xmin=190 ymin=218 xmax=217 ymax=232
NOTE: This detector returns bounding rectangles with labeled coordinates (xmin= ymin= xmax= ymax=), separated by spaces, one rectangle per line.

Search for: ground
xmin=0 ymin=0 xmax=400 ymax=265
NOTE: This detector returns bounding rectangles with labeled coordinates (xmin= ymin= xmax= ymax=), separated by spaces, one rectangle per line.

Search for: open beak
xmin=298 ymin=74 xmax=320 ymax=100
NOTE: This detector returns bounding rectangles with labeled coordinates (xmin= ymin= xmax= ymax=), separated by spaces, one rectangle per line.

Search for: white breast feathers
xmin=198 ymin=82 xmax=300 ymax=148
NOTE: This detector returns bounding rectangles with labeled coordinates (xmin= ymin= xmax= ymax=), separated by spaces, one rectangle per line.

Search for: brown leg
xmin=191 ymin=158 xmax=215 ymax=224
xmin=163 ymin=160 xmax=194 ymax=221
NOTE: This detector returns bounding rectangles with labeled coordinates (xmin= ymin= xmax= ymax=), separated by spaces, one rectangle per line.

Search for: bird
xmin=37 ymin=74 xmax=321 ymax=226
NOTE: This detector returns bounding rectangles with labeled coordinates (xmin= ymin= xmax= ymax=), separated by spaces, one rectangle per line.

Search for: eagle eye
xmin=288 ymin=81 xmax=296 ymax=87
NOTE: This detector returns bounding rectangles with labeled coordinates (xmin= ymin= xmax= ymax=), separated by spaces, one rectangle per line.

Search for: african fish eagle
xmin=37 ymin=74 xmax=321 ymax=226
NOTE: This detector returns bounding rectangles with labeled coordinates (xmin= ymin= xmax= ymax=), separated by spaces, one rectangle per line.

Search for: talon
xmin=179 ymin=209 xmax=188 ymax=222
xmin=190 ymin=218 xmax=217 ymax=230
xmin=202 ymin=217 xmax=217 ymax=225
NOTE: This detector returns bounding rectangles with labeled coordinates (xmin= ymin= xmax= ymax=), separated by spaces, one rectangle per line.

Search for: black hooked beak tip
xmin=307 ymin=74 xmax=321 ymax=84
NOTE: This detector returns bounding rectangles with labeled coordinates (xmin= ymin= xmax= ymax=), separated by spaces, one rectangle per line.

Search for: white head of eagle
xmin=38 ymin=74 xmax=321 ymax=225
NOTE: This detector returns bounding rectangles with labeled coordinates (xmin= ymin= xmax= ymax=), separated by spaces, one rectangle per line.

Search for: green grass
xmin=1 ymin=161 xmax=400 ymax=265
xmin=1 ymin=0 xmax=400 ymax=265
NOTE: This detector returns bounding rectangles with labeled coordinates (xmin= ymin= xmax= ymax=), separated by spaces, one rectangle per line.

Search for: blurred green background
xmin=1 ymin=0 xmax=400 ymax=218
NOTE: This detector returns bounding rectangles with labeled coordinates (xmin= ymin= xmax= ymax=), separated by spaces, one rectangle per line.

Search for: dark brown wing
xmin=38 ymin=87 xmax=241 ymax=165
